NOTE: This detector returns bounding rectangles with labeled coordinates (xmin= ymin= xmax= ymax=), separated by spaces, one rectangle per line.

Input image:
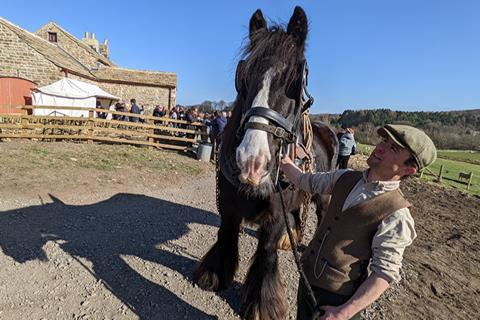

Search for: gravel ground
xmin=0 ymin=142 xmax=478 ymax=319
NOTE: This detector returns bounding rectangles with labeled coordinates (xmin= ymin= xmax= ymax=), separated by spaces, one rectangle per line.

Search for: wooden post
xmin=87 ymin=109 xmax=94 ymax=144
xmin=20 ymin=107 xmax=28 ymax=139
xmin=467 ymin=173 xmax=473 ymax=190
xmin=148 ymin=117 xmax=154 ymax=150
xmin=438 ymin=165 xmax=444 ymax=182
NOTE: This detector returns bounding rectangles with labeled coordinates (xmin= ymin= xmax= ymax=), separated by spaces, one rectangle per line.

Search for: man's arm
xmin=320 ymin=273 xmax=389 ymax=320
xmin=281 ymin=155 xmax=347 ymax=195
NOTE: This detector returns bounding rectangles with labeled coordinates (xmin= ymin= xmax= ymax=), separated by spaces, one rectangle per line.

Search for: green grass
xmin=357 ymin=143 xmax=374 ymax=156
xmin=356 ymin=143 xmax=480 ymax=196
xmin=422 ymin=158 xmax=480 ymax=196
xmin=14 ymin=142 xmax=207 ymax=176
xmin=436 ymin=150 xmax=480 ymax=165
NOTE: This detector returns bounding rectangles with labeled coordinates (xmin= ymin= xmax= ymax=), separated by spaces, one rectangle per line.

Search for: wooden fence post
xmin=438 ymin=164 xmax=444 ymax=182
xmin=87 ymin=109 xmax=94 ymax=144
xmin=148 ymin=117 xmax=154 ymax=150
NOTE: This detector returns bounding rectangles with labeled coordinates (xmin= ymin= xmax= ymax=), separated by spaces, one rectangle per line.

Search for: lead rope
xmin=299 ymin=110 xmax=314 ymax=240
xmin=276 ymin=174 xmax=324 ymax=319
xmin=278 ymin=113 xmax=323 ymax=318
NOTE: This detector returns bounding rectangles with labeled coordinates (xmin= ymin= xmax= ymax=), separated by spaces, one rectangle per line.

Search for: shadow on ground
xmin=0 ymin=193 xmax=243 ymax=319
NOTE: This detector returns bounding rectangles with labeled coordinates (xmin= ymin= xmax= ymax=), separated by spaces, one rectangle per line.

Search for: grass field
xmin=357 ymin=143 xmax=480 ymax=196
xmin=436 ymin=150 xmax=480 ymax=165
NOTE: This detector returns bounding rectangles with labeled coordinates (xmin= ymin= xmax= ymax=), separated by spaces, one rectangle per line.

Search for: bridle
xmin=235 ymin=59 xmax=314 ymax=145
xmin=234 ymin=59 xmax=314 ymax=184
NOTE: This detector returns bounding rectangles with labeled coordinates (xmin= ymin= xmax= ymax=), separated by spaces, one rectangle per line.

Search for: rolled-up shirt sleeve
xmin=370 ymin=208 xmax=417 ymax=283
xmin=298 ymin=169 xmax=349 ymax=195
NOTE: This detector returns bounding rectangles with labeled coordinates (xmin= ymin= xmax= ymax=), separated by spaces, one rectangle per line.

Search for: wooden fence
xmin=421 ymin=165 xmax=474 ymax=190
xmin=0 ymin=105 xmax=207 ymax=151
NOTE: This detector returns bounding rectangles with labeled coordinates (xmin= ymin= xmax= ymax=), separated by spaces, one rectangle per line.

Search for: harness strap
xmin=244 ymin=106 xmax=294 ymax=132
xmin=244 ymin=122 xmax=295 ymax=142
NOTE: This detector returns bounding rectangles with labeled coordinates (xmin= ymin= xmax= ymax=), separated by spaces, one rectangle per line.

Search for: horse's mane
xmin=222 ymin=25 xmax=306 ymax=156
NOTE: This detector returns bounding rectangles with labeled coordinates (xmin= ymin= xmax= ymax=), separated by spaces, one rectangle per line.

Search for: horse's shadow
xmin=0 ymin=193 xmax=242 ymax=319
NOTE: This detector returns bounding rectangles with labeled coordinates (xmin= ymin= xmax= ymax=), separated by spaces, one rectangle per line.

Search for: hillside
xmin=311 ymin=109 xmax=480 ymax=150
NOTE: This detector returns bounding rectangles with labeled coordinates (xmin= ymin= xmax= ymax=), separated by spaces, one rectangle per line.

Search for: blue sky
xmin=2 ymin=0 xmax=479 ymax=113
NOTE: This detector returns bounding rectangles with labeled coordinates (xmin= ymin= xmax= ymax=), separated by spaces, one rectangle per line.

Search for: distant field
xmin=436 ymin=150 xmax=480 ymax=165
xmin=423 ymin=158 xmax=480 ymax=196
xmin=357 ymin=143 xmax=480 ymax=196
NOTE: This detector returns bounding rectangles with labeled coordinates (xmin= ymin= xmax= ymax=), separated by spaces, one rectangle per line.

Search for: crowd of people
xmin=95 ymin=99 xmax=230 ymax=145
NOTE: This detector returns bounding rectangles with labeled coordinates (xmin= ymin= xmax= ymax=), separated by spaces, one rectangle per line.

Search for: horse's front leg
xmin=240 ymin=212 xmax=288 ymax=320
xmin=193 ymin=206 xmax=242 ymax=291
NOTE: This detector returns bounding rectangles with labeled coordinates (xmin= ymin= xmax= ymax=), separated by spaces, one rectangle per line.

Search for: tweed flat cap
xmin=377 ymin=124 xmax=437 ymax=171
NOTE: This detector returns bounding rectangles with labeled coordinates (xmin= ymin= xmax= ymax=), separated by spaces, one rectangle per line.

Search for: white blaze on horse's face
xmin=236 ymin=68 xmax=274 ymax=186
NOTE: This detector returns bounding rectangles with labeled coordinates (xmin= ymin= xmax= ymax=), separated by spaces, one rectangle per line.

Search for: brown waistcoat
xmin=302 ymin=171 xmax=411 ymax=296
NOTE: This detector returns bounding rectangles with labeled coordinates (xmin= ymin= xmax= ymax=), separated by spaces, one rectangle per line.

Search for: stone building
xmin=0 ymin=17 xmax=176 ymax=112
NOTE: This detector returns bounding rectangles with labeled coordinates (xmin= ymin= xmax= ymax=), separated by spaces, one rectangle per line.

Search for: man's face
xmin=367 ymin=135 xmax=415 ymax=179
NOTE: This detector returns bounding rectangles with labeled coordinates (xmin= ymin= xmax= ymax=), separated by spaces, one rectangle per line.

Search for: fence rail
xmin=420 ymin=165 xmax=474 ymax=190
xmin=0 ymin=105 xmax=207 ymax=151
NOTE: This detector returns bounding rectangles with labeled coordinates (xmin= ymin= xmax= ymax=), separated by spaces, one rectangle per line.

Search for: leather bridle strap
xmin=244 ymin=106 xmax=294 ymax=133
xmin=244 ymin=122 xmax=294 ymax=143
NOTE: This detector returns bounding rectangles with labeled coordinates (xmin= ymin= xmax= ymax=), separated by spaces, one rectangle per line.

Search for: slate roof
xmin=0 ymin=17 xmax=176 ymax=87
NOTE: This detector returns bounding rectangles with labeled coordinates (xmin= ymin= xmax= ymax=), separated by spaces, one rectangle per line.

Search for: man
xmin=210 ymin=110 xmax=227 ymax=146
xmin=281 ymin=124 xmax=436 ymax=320
xmin=337 ymin=128 xmax=357 ymax=169
xmin=129 ymin=98 xmax=140 ymax=123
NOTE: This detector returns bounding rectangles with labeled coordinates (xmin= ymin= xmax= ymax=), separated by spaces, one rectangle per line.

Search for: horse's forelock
xmin=241 ymin=25 xmax=304 ymax=90
xmin=222 ymin=23 xmax=305 ymax=157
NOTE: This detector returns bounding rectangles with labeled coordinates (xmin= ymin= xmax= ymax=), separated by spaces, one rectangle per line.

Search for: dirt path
xmin=0 ymin=142 xmax=478 ymax=319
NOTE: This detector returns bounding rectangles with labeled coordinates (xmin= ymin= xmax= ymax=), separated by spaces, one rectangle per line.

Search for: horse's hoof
xmin=239 ymin=303 xmax=261 ymax=320
xmin=276 ymin=229 xmax=298 ymax=250
xmin=240 ymin=294 xmax=288 ymax=320
xmin=193 ymin=264 xmax=222 ymax=291
xmin=193 ymin=269 xmax=221 ymax=291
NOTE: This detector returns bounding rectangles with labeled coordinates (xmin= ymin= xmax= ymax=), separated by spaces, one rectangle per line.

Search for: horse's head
xmin=230 ymin=7 xmax=310 ymax=196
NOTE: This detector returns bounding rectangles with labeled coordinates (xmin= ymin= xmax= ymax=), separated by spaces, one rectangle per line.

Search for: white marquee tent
xmin=32 ymin=78 xmax=119 ymax=117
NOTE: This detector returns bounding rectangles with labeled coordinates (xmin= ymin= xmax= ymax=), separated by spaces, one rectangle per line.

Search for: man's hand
xmin=280 ymin=155 xmax=302 ymax=186
xmin=318 ymin=305 xmax=349 ymax=320
xmin=281 ymin=154 xmax=294 ymax=166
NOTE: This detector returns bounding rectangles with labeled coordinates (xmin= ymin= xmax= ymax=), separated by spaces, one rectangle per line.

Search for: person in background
xmin=153 ymin=105 xmax=164 ymax=118
xmin=281 ymin=124 xmax=436 ymax=320
xmin=337 ymin=128 xmax=357 ymax=169
xmin=129 ymin=98 xmax=140 ymax=123
xmin=139 ymin=105 xmax=146 ymax=123
xmin=210 ymin=110 xmax=227 ymax=147
xmin=96 ymin=100 xmax=106 ymax=119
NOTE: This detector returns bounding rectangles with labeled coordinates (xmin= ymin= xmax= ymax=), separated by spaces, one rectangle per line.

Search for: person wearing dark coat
xmin=129 ymin=98 xmax=141 ymax=123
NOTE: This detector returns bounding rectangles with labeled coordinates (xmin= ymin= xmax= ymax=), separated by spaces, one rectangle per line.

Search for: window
xmin=48 ymin=32 xmax=57 ymax=43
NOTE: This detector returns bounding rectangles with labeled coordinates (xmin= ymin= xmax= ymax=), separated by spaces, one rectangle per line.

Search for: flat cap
xmin=378 ymin=124 xmax=437 ymax=171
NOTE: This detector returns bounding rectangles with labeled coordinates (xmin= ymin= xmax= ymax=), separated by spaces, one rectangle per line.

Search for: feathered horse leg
xmin=193 ymin=209 xmax=241 ymax=291
xmin=240 ymin=211 xmax=287 ymax=320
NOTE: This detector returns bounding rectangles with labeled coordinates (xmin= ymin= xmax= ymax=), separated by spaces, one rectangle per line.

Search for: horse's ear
xmin=287 ymin=6 xmax=308 ymax=46
xmin=249 ymin=9 xmax=267 ymax=40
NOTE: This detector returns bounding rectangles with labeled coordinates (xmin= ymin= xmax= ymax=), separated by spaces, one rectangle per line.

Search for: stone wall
xmin=36 ymin=25 xmax=105 ymax=70
xmin=1 ymin=21 xmax=176 ymax=112
xmin=98 ymin=82 xmax=173 ymax=113
xmin=0 ymin=23 xmax=63 ymax=85
xmin=65 ymin=73 xmax=173 ymax=113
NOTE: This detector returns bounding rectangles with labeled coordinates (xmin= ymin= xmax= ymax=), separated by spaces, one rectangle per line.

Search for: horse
xmin=193 ymin=7 xmax=337 ymax=319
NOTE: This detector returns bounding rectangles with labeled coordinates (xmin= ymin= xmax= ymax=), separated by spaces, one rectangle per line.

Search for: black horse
xmin=194 ymin=7 xmax=337 ymax=319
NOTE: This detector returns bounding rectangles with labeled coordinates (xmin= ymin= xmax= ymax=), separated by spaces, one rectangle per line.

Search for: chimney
xmin=100 ymin=39 xmax=109 ymax=58
xmin=82 ymin=31 xmax=99 ymax=52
